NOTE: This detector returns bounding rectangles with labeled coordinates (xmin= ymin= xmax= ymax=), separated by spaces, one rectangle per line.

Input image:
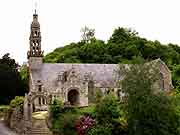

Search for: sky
xmin=0 ymin=0 xmax=180 ymax=64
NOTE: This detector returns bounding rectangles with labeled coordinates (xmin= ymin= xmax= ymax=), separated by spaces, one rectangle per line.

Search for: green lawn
xmin=0 ymin=105 xmax=9 ymax=118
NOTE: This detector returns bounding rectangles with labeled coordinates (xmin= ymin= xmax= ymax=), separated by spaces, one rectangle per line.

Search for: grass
xmin=32 ymin=111 xmax=48 ymax=120
xmin=77 ymin=104 xmax=96 ymax=116
xmin=0 ymin=105 xmax=10 ymax=119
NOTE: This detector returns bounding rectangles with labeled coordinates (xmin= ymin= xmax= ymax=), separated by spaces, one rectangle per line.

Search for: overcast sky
xmin=0 ymin=0 xmax=180 ymax=64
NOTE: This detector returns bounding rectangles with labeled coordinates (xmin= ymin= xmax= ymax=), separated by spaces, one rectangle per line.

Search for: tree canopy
xmin=120 ymin=63 xmax=180 ymax=135
xmin=44 ymin=27 xmax=180 ymax=66
xmin=44 ymin=27 xmax=180 ymax=91
xmin=0 ymin=53 xmax=27 ymax=104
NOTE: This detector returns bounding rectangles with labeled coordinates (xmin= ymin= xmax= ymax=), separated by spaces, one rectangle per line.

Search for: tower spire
xmin=27 ymin=10 xmax=43 ymax=59
xmin=34 ymin=1 xmax=37 ymax=15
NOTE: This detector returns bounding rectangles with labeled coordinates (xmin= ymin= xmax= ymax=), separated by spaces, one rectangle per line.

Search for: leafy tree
xmin=19 ymin=64 xmax=29 ymax=94
xmin=81 ymin=26 xmax=95 ymax=43
xmin=0 ymin=53 xmax=26 ymax=104
xmin=50 ymin=98 xmax=63 ymax=118
xmin=10 ymin=96 xmax=24 ymax=108
xmin=93 ymin=92 xmax=128 ymax=135
xmin=120 ymin=63 xmax=180 ymax=135
xmin=95 ymin=93 xmax=120 ymax=124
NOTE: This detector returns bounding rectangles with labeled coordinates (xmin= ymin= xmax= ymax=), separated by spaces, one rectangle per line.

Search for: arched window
xmin=88 ymin=81 xmax=94 ymax=103
xmin=42 ymin=98 xmax=45 ymax=105
xmin=38 ymin=85 xmax=42 ymax=92
xmin=38 ymin=97 xmax=41 ymax=105
xmin=117 ymin=89 xmax=121 ymax=99
xmin=160 ymin=73 xmax=164 ymax=90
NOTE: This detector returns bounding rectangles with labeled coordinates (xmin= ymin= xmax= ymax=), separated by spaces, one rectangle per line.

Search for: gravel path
xmin=0 ymin=120 xmax=18 ymax=135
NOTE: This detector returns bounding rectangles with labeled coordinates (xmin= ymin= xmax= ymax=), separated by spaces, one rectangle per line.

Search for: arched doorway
xmin=68 ymin=89 xmax=79 ymax=105
xmin=30 ymin=95 xmax=48 ymax=112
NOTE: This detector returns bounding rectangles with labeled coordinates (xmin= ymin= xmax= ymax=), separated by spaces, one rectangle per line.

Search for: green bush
xmin=50 ymin=98 xmax=63 ymax=118
xmin=87 ymin=124 xmax=112 ymax=135
xmin=121 ymin=64 xmax=180 ymax=135
xmin=52 ymin=113 xmax=79 ymax=135
xmin=92 ymin=92 xmax=128 ymax=135
xmin=95 ymin=92 xmax=120 ymax=124
xmin=10 ymin=96 xmax=24 ymax=108
xmin=77 ymin=105 xmax=96 ymax=118
xmin=0 ymin=106 xmax=9 ymax=118
xmin=50 ymin=102 xmax=80 ymax=135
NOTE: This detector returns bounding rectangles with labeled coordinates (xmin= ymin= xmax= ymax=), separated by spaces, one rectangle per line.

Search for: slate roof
xmin=30 ymin=59 xmax=170 ymax=91
xmin=30 ymin=63 xmax=124 ymax=90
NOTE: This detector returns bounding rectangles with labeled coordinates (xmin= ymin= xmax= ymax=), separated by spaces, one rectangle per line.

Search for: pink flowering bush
xmin=75 ymin=116 xmax=95 ymax=135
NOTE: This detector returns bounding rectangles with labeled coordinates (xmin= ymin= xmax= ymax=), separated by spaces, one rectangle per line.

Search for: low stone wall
xmin=4 ymin=107 xmax=26 ymax=134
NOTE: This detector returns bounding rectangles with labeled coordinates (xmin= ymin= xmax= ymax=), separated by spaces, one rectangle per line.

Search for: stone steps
xmin=30 ymin=127 xmax=50 ymax=135
xmin=30 ymin=116 xmax=52 ymax=135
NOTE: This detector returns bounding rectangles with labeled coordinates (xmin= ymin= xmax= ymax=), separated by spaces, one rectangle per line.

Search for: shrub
xmin=95 ymin=92 xmax=120 ymax=124
xmin=0 ymin=106 xmax=9 ymax=118
xmin=87 ymin=124 xmax=112 ymax=135
xmin=75 ymin=116 xmax=95 ymax=135
xmin=52 ymin=113 xmax=79 ymax=135
xmin=77 ymin=105 xmax=96 ymax=118
xmin=121 ymin=64 xmax=180 ymax=135
xmin=10 ymin=96 xmax=24 ymax=108
xmin=50 ymin=98 xmax=63 ymax=118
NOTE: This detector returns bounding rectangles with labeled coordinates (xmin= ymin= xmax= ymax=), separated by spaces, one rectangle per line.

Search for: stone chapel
xmin=27 ymin=12 xmax=173 ymax=111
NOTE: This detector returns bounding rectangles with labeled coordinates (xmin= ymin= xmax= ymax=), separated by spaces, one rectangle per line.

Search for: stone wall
xmin=5 ymin=107 xmax=26 ymax=134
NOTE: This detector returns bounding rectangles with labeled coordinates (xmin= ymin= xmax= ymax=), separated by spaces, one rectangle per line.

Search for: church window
xmin=64 ymin=72 xmax=68 ymax=82
xmin=42 ymin=98 xmax=45 ymax=105
xmin=160 ymin=73 xmax=164 ymax=90
xmin=117 ymin=89 xmax=121 ymax=99
xmin=38 ymin=85 xmax=42 ymax=92
xmin=58 ymin=74 xmax=63 ymax=81
xmin=35 ymin=31 xmax=38 ymax=36
xmin=38 ymin=97 xmax=41 ymax=105
xmin=88 ymin=81 xmax=94 ymax=103
xmin=106 ymin=89 xmax=110 ymax=94
xmin=37 ymin=80 xmax=41 ymax=83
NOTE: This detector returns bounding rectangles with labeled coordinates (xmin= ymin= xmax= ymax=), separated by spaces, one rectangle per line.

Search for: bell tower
xmin=27 ymin=10 xmax=43 ymax=58
xmin=28 ymin=10 xmax=43 ymax=70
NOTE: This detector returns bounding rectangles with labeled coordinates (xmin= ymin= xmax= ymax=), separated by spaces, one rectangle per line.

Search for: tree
xmin=0 ymin=53 xmax=26 ymax=104
xmin=120 ymin=63 xmax=180 ymax=135
xmin=19 ymin=64 xmax=29 ymax=95
xmin=81 ymin=26 xmax=95 ymax=43
xmin=95 ymin=93 xmax=120 ymax=124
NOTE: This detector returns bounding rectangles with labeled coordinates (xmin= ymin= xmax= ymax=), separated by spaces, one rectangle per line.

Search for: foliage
xmin=81 ymin=26 xmax=95 ymax=43
xmin=52 ymin=112 xmax=78 ymax=135
xmin=19 ymin=64 xmax=29 ymax=93
xmin=92 ymin=92 xmax=128 ymax=135
xmin=86 ymin=124 xmax=112 ymax=135
xmin=9 ymin=96 xmax=24 ymax=108
xmin=50 ymin=98 xmax=63 ymax=118
xmin=121 ymin=63 xmax=180 ymax=135
xmin=50 ymin=101 xmax=80 ymax=135
xmin=94 ymin=88 xmax=103 ymax=104
xmin=95 ymin=92 xmax=120 ymax=124
xmin=44 ymin=27 xmax=180 ymax=66
xmin=0 ymin=53 xmax=27 ymax=104
xmin=172 ymin=65 xmax=180 ymax=93
xmin=0 ymin=105 xmax=9 ymax=118
xmin=77 ymin=105 xmax=96 ymax=117
xmin=75 ymin=116 xmax=95 ymax=135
